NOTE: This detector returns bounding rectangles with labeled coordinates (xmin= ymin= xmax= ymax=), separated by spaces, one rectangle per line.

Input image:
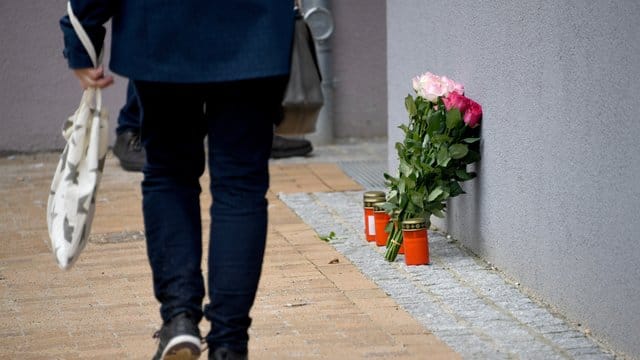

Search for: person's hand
xmin=73 ymin=66 xmax=114 ymax=89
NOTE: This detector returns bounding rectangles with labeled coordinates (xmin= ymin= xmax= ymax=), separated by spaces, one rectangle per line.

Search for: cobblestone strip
xmin=279 ymin=191 xmax=616 ymax=360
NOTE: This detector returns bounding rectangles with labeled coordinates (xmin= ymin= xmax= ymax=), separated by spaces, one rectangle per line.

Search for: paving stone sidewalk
xmin=275 ymin=140 xmax=622 ymax=359
xmin=0 ymin=140 xmax=624 ymax=359
xmin=280 ymin=191 xmax=618 ymax=360
xmin=0 ymin=149 xmax=457 ymax=359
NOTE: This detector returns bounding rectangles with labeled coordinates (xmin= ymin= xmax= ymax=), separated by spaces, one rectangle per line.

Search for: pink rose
xmin=413 ymin=72 xmax=447 ymax=102
xmin=412 ymin=72 xmax=465 ymax=102
xmin=441 ymin=76 xmax=465 ymax=95
xmin=452 ymin=81 xmax=465 ymax=95
xmin=412 ymin=72 xmax=436 ymax=93
xmin=411 ymin=76 xmax=422 ymax=94
xmin=463 ymin=100 xmax=482 ymax=128
xmin=443 ymin=92 xmax=471 ymax=113
xmin=423 ymin=80 xmax=446 ymax=102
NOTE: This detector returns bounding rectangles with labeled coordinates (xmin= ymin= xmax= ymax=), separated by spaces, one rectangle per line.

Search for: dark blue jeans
xmin=133 ymin=76 xmax=287 ymax=353
xmin=116 ymin=81 xmax=141 ymax=135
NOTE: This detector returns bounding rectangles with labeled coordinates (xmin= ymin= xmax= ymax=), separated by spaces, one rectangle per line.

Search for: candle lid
xmin=402 ymin=218 xmax=427 ymax=230
xmin=373 ymin=202 xmax=387 ymax=212
xmin=363 ymin=191 xmax=385 ymax=199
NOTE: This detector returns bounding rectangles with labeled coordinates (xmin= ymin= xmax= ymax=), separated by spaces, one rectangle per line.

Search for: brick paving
xmin=0 ymin=152 xmax=458 ymax=359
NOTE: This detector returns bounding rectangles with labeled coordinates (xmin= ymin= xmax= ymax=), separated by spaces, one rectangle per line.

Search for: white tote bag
xmin=47 ymin=2 xmax=109 ymax=269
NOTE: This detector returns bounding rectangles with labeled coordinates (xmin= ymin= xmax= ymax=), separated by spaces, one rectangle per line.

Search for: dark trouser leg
xmin=116 ymin=81 xmax=141 ymax=135
xmin=134 ymin=81 xmax=207 ymax=323
xmin=204 ymin=76 xmax=288 ymax=353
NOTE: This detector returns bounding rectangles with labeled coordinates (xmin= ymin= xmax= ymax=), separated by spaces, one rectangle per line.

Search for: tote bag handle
xmin=66 ymin=1 xmax=104 ymax=110
xmin=66 ymin=1 xmax=103 ymax=68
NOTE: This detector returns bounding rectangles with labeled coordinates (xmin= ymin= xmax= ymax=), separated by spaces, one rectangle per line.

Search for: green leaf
xmin=431 ymin=134 xmax=451 ymax=144
xmin=421 ymin=133 xmax=430 ymax=147
xmin=431 ymin=208 xmax=445 ymax=218
xmin=384 ymin=221 xmax=394 ymax=233
xmin=455 ymin=169 xmax=473 ymax=181
xmin=381 ymin=202 xmax=395 ymax=212
xmin=463 ymin=137 xmax=480 ymax=144
xmin=416 ymin=98 xmax=429 ymax=112
xmin=448 ymin=181 xmax=465 ymax=197
xmin=446 ymin=109 xmax=462 ymax=129
xmin=427 ymin=187 xmax=444 ymax=202
xmin=399 ymin=160 xmax=413 ymax=177
xmin=319 ymin=231 xmax=336 ymax=242
xmin=410 ymin=193 xmax=423 ymax=207
xmin=395 ymin=142 xmax=404 ymax=153
xmin=449 ymin=143 xmax=469 ymax=159
xmin=437 ymin=147 xmax=451 ymax=167
xmin=426 ymin=111 xmax=443 ymax=137
xmin=405 ymin=175 xmax=416 ymax=189
xmin=463 ymin=150 xmax=481 ymax=163
xmin=383 ymin=172 xmax=398 ymax=182
xmin=406 ymin=201 xmax=417 ymax=214
xmin=405 ymin=95 xmax=417 ymax=116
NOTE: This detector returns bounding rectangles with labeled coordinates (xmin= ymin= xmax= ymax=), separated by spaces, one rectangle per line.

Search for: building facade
xmin=387 ymin=1 xmax=640 ymax=357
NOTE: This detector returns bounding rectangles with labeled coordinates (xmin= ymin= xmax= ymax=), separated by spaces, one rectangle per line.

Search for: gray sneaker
xmin=152 ymin=313 xmax=202 ymax=360
xmin=113 ymin=130 xmax=145 ymax=172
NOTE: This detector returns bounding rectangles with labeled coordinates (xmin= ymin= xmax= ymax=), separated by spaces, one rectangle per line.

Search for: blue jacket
xmin=61 ymin=1 xmax=294 ymax=83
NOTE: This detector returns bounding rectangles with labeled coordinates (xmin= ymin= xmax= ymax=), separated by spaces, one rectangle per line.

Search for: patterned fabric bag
xmin=47 ymin=2 xmax=108 ymax=269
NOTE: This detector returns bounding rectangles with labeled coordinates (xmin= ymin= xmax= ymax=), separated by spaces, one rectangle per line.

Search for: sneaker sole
xmin=161 ymin=334 xmax=201 ymax=360
xmin=270 ymin=145 xmax=313 ymax=159
xmin=117 ymin=159 xmax=144 ymax=172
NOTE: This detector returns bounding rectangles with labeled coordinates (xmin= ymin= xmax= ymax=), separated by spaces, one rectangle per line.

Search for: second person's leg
xmin=114 ymin=81 xmax=145 ymax=171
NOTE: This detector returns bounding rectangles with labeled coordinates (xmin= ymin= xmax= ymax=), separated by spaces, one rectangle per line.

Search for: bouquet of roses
xmin=383 ymin=72 xmax=482 ymax=261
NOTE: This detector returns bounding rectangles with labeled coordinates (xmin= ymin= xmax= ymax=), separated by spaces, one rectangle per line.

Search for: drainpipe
xmin=300 ymin=0 xmax=335 ymax=145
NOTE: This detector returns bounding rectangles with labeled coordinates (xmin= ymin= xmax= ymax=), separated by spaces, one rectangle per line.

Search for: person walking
xmin=60 ymin=2 xmax=294 ymax=359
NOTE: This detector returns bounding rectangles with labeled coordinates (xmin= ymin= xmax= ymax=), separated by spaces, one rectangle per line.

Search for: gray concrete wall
xmin=0 ymin=1 xmax=127 ymax=154
xmin=387 ymin=1 xmax=640 ymax=357
xmin=330 ymin=0 xmax=387 ymax=139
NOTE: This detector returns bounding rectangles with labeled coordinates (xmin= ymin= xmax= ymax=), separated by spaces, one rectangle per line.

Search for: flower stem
xmin=384 ymin=226 xmax=403 ymax=262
